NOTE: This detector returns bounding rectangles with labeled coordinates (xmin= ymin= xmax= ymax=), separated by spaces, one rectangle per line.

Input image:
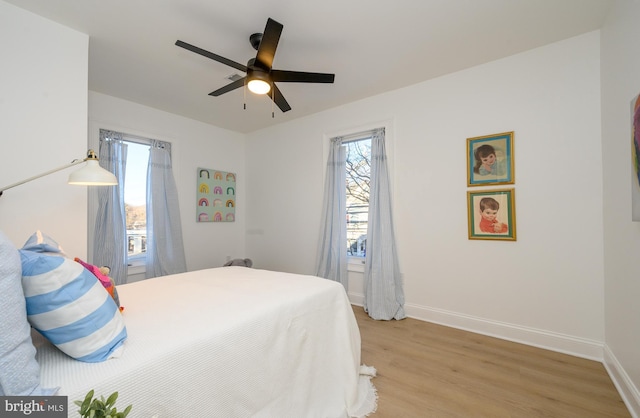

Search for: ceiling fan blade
xmin=176 ymin=40 xmax=247 ymax=73
xmin=254 ymin=18 xmax=283 ymax=70
xmin=271 ymin=84 xmax=291 ymax=113
xmin=209 ymin=78 xmax=246 ymax=96
xmin=270 ymin=70 xmax=335 ymax=84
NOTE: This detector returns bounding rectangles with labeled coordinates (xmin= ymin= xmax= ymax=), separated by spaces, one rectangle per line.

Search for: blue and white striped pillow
xmin=19 ymin=250 xmax=127 ymax=362
xmin=21 ymin=230 xmax=66 ymax=255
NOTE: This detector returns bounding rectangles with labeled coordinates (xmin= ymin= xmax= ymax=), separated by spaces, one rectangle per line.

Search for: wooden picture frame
xmin=467 ymin=131 xmax=514 ymax=187
xmin=467 ymin=188 xmax=516 ymax=241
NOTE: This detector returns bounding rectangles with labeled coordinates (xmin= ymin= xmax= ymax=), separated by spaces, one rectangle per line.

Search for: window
xmin=123 ymin=140 xmax=150 ymax=268
xmin=91 ymin=129 xmax=185 ymax=283
xmin=318 ymin=125 xmax=394 ymax=282
xmin=345 ymin=135 xmax=372 ymax=258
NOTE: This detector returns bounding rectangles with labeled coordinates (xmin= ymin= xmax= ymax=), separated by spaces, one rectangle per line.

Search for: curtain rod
xmin=333 ymin=127 xmax=384 ymax=143
xmin=100 ymin=129 xmax=155 ymax=145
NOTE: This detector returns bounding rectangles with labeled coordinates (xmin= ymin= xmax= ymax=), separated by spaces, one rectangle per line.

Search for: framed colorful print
xmin=196 ymin=167 xmax=236 ymax=222
xmin=631 ymin=92 xmax=640 ymax=221
xmin=467 ymin=131 xmax=514 ymax=187
xmin=467 ymin=188 xmax=516 ymax=241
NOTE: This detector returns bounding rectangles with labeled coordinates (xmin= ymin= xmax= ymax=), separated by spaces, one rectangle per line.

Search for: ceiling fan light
xmin=248 ymin=79 xmax=271 ymax=95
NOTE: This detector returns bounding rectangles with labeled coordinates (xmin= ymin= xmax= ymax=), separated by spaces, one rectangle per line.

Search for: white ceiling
xmin=5 ymin=0 xmax=614 ymax=133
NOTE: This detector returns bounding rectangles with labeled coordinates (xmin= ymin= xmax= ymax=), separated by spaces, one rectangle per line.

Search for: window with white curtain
xmin=319 ymin=124 xmax=394 ymax=274
xmin=88 ymin=129 xmax=172 ymax=276
xmin=317 ymin=123 xmax=405 ymax=319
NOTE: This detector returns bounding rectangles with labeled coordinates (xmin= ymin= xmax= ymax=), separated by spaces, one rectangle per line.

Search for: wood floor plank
xmin=353 ymin=306 xmax=630 ymax=418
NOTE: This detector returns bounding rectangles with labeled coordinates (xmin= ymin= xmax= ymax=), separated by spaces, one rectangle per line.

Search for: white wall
xmin=0 ymin=1 xmax=89 ymax=257
xmin=89 ymin=92 xmax=247 ymax=272
xmin=600 ymin=1 xmax=640 ymax=415
xmin=246 ymin=31 xmax=605 ymax=359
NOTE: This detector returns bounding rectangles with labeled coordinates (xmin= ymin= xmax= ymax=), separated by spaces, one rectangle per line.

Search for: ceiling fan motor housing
xmin=175 ymin=17 xmax=334 ymax=113
xmin=247 ymin=57 xmax=269 ymax=72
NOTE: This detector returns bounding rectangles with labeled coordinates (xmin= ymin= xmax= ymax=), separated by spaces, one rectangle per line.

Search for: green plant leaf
xmin=85 ymin=390 xmax=95 ymax=401
xmin=106 ymin=392 xmax=119 ymax=407
xmin=78 ymin=389 xmax=95 ymax=416
xmin=75 ymin=389 xmax=132 ymax=418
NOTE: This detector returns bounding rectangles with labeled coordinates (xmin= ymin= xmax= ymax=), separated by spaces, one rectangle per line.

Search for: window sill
xmin=127 ymin=259 xmax=146 ymax=276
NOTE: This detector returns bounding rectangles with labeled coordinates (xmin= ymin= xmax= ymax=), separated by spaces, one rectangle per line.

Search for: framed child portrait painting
xmin=467 ymin=131 xmax=514 ymax=187
xmin=467 ymin=188 xmax=516 ymax=241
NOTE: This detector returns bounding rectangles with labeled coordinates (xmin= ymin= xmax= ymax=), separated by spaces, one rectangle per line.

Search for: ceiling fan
xmin=175 ymin=17 xmax=335 ymax=113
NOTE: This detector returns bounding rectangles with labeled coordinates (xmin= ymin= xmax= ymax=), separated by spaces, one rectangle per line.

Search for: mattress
xmin=33 ymin=267 xmax=377 ymax=418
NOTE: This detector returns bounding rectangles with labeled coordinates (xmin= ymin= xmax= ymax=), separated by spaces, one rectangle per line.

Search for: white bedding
xmin=33 ymin=267 xmax=377 ymax=418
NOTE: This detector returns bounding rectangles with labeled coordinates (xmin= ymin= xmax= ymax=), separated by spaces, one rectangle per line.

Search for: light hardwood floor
xmin=353 ymin=306 xmax=630 ymax=418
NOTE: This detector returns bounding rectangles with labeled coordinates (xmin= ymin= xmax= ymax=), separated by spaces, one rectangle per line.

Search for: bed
xmin=31 ymin=266 xmax=377 ymax=418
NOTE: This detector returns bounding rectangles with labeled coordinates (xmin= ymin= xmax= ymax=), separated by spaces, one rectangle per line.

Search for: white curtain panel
xmin=94 ymin=131 xmax=128 ymax=285
xmin=145 ymin=140 xmax=187 ymax=278
xmin=315 ymin=137 xmax=348 ymax=288
xmin=363 ymin=128 xmax=406 ymax=320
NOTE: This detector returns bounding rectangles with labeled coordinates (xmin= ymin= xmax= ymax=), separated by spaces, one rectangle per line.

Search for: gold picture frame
xmin=467 ymin=131 xmax=514 ymax=187
xmin=467 ymin=188 xmax=516 ymax=241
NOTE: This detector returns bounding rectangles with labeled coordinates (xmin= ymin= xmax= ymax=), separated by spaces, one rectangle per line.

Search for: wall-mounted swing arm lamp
xmin=0 ymin=149 xmax=117 ymax=197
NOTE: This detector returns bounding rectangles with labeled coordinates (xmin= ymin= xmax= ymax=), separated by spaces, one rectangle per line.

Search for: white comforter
xmin=34 ymin=267 xmax=376 ymax=418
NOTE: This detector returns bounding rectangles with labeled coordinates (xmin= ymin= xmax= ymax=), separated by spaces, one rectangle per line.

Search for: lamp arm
xmin=0 ymin=159 xmax=84 ymax=195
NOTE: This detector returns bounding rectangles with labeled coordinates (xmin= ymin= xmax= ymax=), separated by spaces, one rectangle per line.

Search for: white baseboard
xmin=604 ymin=345 xmax=640 ymax=418
xmin=348 ymin=292 xmax=364 ymax=306
xmin=348 ymin=294 xmax=603 ymax=361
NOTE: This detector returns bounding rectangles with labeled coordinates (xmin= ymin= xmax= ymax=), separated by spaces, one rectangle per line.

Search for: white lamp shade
xmin=68 ymin=160 xmax=118 ymax=185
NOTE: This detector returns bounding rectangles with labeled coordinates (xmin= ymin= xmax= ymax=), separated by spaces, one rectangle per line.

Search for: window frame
xmin=322 ymin=120 xmax=395 ymax=272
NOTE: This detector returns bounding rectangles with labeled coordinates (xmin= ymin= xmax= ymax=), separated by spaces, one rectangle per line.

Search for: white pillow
xmin=0 ymin=231 xmax=56 ymax=395
xmin=20 ymin=250 xmax=127 ymax=362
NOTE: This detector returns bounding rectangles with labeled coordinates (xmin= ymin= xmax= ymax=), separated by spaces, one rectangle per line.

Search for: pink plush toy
xmin=74 ymin=258 xmax=123 ymax=311
xmin=75 ymin=257 xmax=111 ymax=286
